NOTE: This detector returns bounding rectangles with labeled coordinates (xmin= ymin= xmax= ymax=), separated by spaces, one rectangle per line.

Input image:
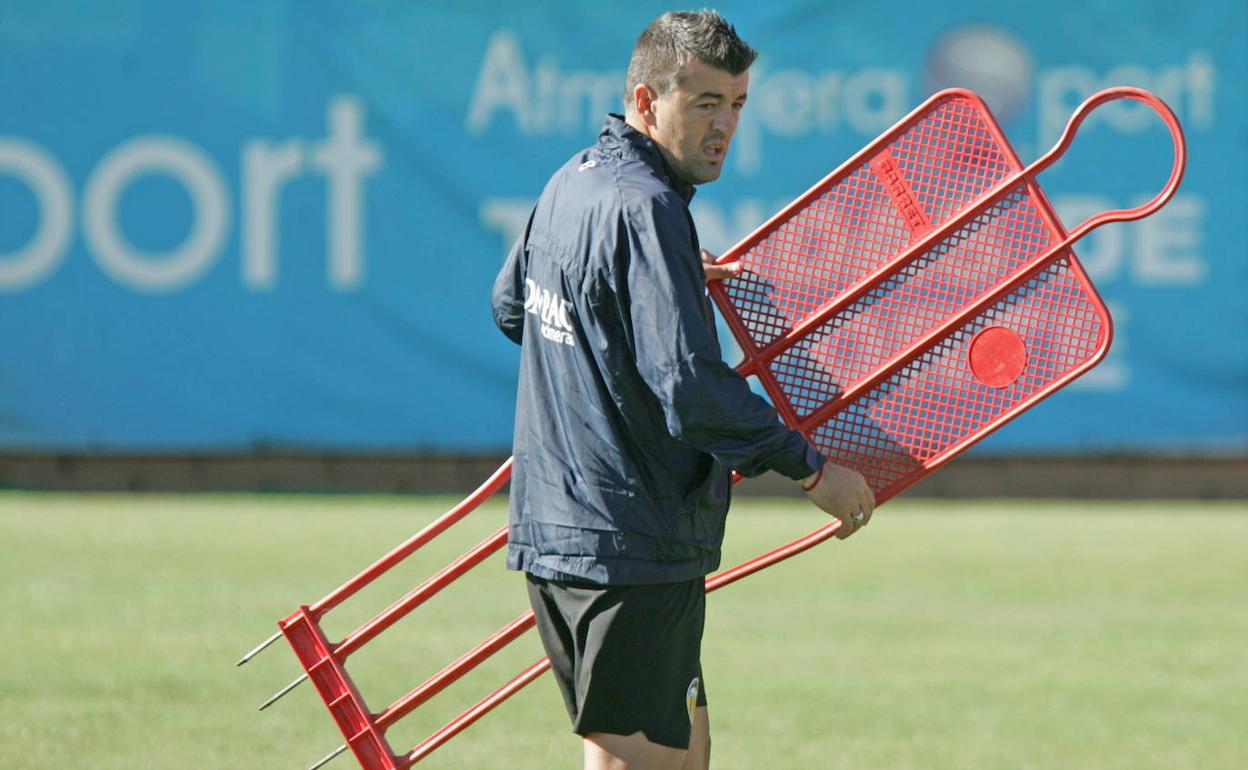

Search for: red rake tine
xmin=237 ymin=629 xmax=285 ymax=668
xmin=400 ymin=658 xmax=553 ymax=768
xmin=240 ymin=459 xmax=513 ymax=665
xmin=259 ymin=523 xmax=510 ymax=710
xmin=373 ymin=611 xmax=538 ymax=730
xmin=311 ymin=614 xmax=544 ymax=770
xmin=242 ymin=460 xmax=511 ymax=694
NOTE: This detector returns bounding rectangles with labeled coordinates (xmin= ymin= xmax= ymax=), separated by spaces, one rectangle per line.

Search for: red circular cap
xmin=969 ymin=326 xmax=1027 ymax=388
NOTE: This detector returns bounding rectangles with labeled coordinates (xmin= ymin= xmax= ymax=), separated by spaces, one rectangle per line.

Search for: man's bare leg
xmin=682 ymin=707 xmax=710 ymax=770
xmin=582 ymin=707 xmax=710 ymax=770
xmin=583 ymin=731 xmax=685 ymax=770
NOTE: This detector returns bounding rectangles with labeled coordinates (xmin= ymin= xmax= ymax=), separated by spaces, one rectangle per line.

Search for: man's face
xmin=645 ymin=58 xmax=749 ymax=186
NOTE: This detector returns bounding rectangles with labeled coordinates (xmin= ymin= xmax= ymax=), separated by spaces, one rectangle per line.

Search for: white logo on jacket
xmin=523 ymin=278 xmax=576 ymax=347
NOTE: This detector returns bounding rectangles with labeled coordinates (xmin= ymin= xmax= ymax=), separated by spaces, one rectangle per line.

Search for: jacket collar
xmin=599 ymin=114 xmax=697 ymax=204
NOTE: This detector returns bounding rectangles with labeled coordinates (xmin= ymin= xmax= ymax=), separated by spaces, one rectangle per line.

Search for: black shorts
xmin=525 ymin=573 xmax=709 ymax=749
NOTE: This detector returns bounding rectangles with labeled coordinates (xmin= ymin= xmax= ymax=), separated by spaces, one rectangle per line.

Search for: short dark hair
xmin=623 ymin=10 xmax=757 ymax=110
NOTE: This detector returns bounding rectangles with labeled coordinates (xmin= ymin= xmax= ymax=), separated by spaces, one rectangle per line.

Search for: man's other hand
xmin=701 ymin=249 xmax=743 ymax=282
xmin=798 ymin=461 xmax=876 ymax=539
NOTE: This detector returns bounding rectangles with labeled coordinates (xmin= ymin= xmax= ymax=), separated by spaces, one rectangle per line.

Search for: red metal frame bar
xmin=307 ymin=459 xmax=512 ymax=620
xmin=270 ymin=87 xmax=1185 ymax=770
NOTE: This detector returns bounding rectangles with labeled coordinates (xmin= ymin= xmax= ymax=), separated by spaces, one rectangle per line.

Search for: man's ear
xmin=633 ymin=83 xmax=658 ymax=126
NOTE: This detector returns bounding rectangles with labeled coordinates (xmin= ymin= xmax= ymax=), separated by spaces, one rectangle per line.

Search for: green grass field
xmin=2 ymin=491 xmax=1245 ymax=770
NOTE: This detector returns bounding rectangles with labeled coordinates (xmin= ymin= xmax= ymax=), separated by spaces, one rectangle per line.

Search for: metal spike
xmin=258 ymin=673 xmax=308 ymax=711
xmin=236 ymin=630 xmax=283 ymax=667
xmin=307 ymin=743 xmax=348 ymax=770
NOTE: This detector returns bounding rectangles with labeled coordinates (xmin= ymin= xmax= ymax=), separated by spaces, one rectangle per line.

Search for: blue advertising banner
xmin=1 ymin=1 xmax=1244 ymax=453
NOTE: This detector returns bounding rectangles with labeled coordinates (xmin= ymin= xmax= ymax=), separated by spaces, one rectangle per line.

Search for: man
xmin=491 ymin=10 xmax=875 ymax=770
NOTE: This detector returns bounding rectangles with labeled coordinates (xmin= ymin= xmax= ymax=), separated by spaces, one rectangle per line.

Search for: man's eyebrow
xmin=693 ymin=90 xmax=748 ymax=102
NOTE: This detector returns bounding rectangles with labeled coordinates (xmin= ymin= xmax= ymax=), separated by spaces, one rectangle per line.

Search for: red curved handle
xmin=1028 ymin=86 xmax=1186 ymax=241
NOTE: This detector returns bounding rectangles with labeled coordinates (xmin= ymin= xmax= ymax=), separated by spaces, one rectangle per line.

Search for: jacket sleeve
xmin=622 ymin=196 xmax=823 ymax=480
xmin=490 ymin=214 xmax=532 ymax=346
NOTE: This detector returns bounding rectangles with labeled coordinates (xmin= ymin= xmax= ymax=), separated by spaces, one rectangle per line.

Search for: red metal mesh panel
xmin=710 ymin=91 xmax=1113 ymax=500
xmin=890 ymin=98 xmax=1018 ymax=228
xmin=768 ymin=184 xmax=1058 ymax=419
xmin=721 ymin=95 xmax=1020 ymax=353
xmin=807 ymin=257 xmax=1104 ymax=497
xmin=722 ymin=165 xmax=911 ymax=348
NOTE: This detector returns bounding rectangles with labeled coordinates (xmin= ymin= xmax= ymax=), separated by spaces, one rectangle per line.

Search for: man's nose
xmin=712 ymin=106 xmax=736 ymax=136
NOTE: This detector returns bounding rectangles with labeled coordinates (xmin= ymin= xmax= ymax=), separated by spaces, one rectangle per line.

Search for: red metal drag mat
xmin=708 ymin=86 xmax=1183 ymax=501
xmin=241 ymin=87 xmax=1185 ymax=770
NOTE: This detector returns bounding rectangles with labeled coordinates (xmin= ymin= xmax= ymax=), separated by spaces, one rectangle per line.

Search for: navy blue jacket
xmin=492 ymin=115 xmax=822 ymax=586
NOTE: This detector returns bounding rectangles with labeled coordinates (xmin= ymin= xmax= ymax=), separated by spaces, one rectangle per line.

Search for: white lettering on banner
xmin=732 ymin=65 xmax=909 ymax=175
xmin=1031 ymin=193 xmax=1208 ymax=394
xmin=311 ymin=96 xmax=383 ymax=289
xmin=83 ymin=136 xmax=230 ymax=292
xmin=467 ymin=30 xmax=527 ymax=132
xmin=0 ymin=95 xmax=382 ymax=294
xmin=1052 ymin=193 xmax=1207 ymax=286
xmin=242 ymin=139 xmax=303 ymax=289
xmin=0 ymin=138 xmax=73 ymax=290
xmin=1135 ymin=196 xmax=1207 ymax=285
xmin=464 ymin=30 xmax=911 ymax=175
xmin=466 ymin=29 xmax=1217 ymax=185
xmin=240 ymin=95 xmax=382 ymax=290
xmin=523 ymin=277 xmax=575 ymax=347
xmin=466 ymin=30 xmax=623 ymax=136
xmin=1037 ymin=50 xmax=1216 ymax=147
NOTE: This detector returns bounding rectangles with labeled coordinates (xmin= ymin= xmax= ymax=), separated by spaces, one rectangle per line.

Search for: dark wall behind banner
xmin=1 ymin=1 xmax=1244 ymax=455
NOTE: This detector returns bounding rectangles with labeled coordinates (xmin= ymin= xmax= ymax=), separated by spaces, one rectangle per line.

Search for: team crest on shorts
xmin=685 ymin=677 xmax=700 ymax=724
